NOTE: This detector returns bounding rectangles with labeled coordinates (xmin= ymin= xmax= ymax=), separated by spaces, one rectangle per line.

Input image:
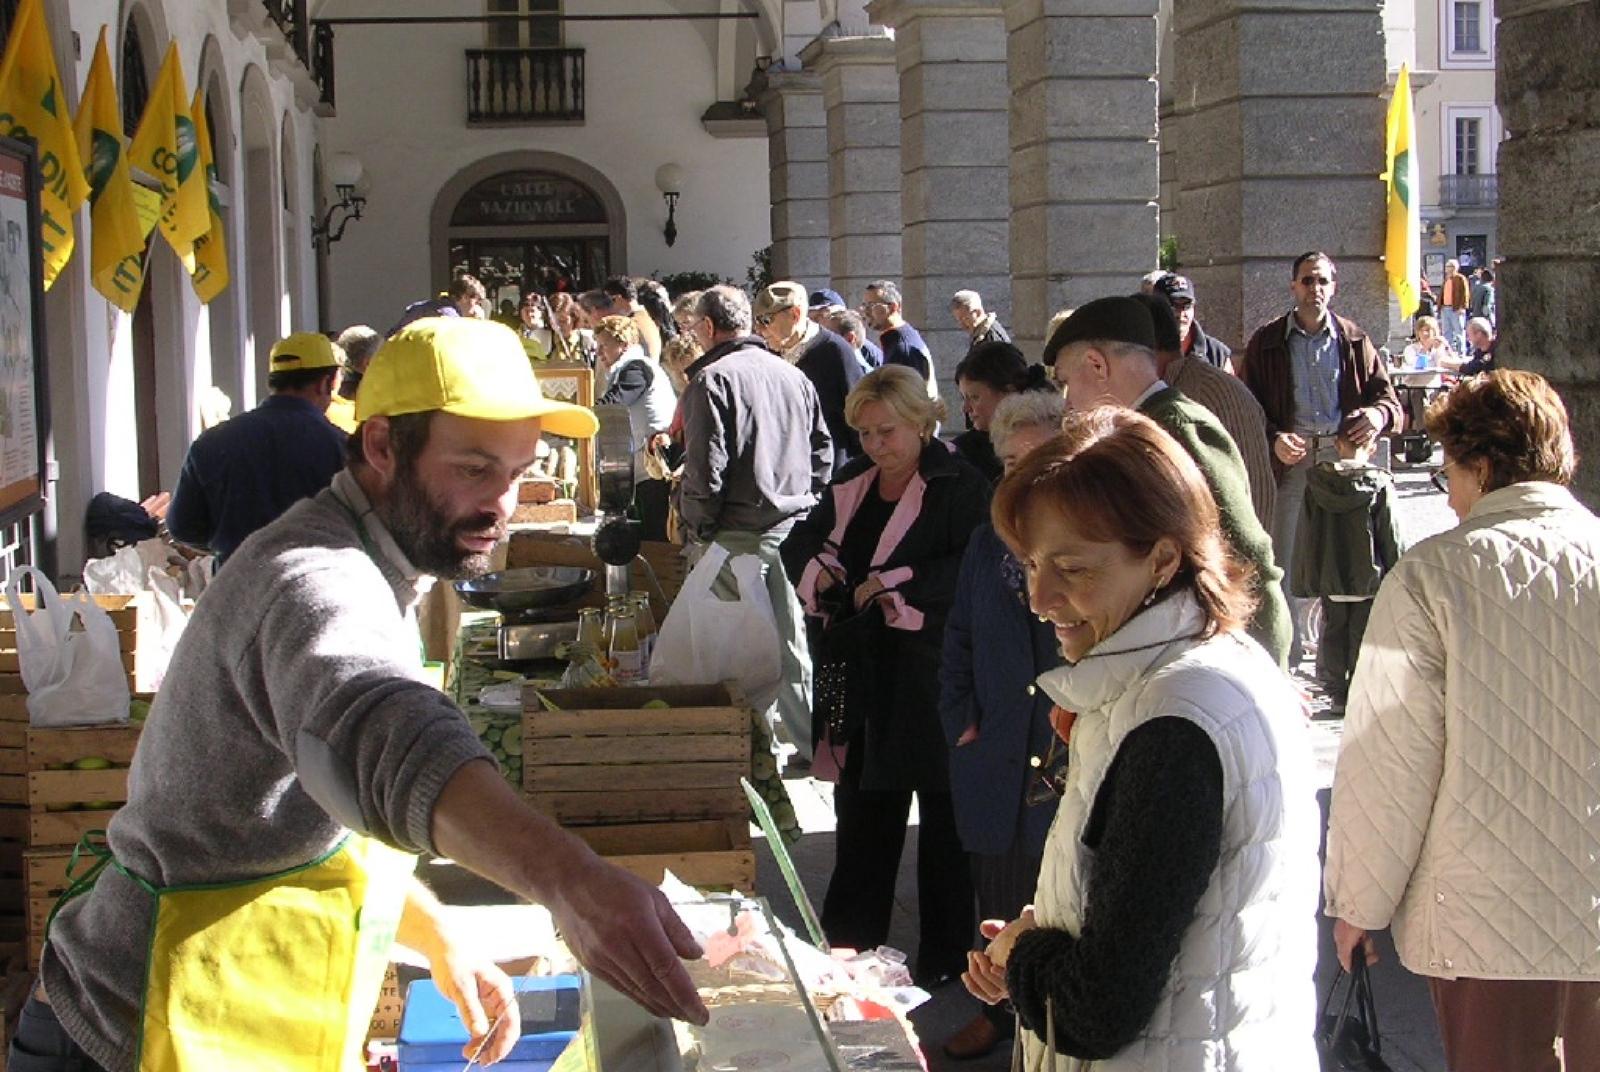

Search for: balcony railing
xmin=1440 ymin=173 xmax=1498 ymax=208
xmin=466 ymin=49 xmax=586 ymax=125
xmin=262 ymin=0 xmax=335 ymax=108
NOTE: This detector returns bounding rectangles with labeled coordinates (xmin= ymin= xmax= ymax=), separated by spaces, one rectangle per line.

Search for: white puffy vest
xmin=1024 ymin=594 xmax=1320 ymax=1072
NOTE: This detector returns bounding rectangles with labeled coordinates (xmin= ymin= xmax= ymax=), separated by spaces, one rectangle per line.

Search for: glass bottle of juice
xmin=609 ymin=607 xmax=643 ymax=685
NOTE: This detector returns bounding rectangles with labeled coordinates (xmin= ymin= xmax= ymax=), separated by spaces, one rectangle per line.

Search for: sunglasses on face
xmin=1299 ymin=275 xmax=1334 ymax=287
xmin=755 ymin=315 xmax=774 ymax=328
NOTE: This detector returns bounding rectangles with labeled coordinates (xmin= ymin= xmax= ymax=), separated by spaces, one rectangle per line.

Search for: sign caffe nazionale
xmin=451 ymin=170 xmax=608 ymax=227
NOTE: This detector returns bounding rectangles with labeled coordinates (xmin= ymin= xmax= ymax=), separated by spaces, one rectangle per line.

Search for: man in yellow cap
xmin=20 ymin=318 xmax=708 ymax=1072
xmin=167 ymin=331 xmax=348 ymax=564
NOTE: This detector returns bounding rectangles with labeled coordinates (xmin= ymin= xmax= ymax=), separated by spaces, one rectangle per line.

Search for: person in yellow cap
xmin=166 ymin=331 xmax=348 ymax=564
xmin=20 ymin=318 xmax=708 ymax=1072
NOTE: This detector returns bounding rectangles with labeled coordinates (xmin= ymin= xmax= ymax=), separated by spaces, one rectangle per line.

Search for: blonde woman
xmin=781 ymin=365 xmax=993 ymax=987
xmin=595 ymin=316 xmax=677 ymax=540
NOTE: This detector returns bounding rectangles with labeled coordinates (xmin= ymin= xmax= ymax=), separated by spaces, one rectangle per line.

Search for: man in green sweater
xmin=1043 ymin=296 xmax=1291 ymax=666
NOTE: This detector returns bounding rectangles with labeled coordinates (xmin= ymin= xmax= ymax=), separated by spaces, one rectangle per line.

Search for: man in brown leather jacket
xmin=1239 ymin=251 xmax=1402 ymax=670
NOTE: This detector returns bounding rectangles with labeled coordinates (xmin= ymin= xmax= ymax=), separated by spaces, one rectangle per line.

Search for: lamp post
xmin=655 ymin=163 xmax=684 ymax=248
xmin=311 ymin=152 xmax=367 ymax=252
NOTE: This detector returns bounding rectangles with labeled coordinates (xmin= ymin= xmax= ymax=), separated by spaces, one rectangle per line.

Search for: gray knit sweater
xmin=42 ymin=470 xmax=492 ymax=1071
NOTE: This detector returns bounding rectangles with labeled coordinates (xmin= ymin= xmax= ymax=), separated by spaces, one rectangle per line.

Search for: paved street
xmin=755 ymin=455 xmax=1461 ymax=1072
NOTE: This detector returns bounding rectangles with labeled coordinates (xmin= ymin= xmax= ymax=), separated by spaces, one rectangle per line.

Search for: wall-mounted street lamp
xmin=655 ymin=163 xmax=684 ymax=248
xmin=312 ymin=152 xmax=366 ymax=252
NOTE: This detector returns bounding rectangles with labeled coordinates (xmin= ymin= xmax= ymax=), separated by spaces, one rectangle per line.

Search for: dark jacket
xmin=1186 ymin=324 xmax=1233 ymax=370
xmin=166 ymin=395 xmax=347 ymax=564
xmin=677 ymin=335 xmax=833 ymax=541
xmin=966 ymin=317 xmax=1011 ymax=357
xmin=939 ymin=523 xmax=1060 ymax=856
xmin=1290 ymin=461 xmax=1406 ymax=599
xmin=1138 ymin=386 xmax=1291 ymax=666
xmin=797 ymin=327 xmax=865 ymax=469
xmin=880 ymin=323 xmax=934 ymax=382
xmin=1240 ymin=312 xmax=1404 ymax=469
xmin=952 ymin=429 xmax=1002 ymax=484
xmin=782 ymin=440 xmax=992 ymax=793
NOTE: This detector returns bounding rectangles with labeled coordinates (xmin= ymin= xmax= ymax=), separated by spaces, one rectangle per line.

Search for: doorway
xmin=448 ymin=237 xmax=609 ymax=315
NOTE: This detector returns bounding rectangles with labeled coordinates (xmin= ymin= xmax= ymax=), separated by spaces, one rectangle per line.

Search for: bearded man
xmin=18 ymin=319 xmax=707 ymax=1072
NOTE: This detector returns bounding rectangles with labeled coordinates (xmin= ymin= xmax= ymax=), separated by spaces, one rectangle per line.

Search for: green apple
xmin=71 ymin=756 xmax=112 ymax=771
xmin=641 ymin=699 xmax=671 ymax=710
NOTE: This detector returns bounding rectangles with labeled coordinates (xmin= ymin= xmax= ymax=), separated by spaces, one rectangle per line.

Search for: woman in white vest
xmin=596 ymin=315 xmax=677 ymax=540
xmin=1325 ymin=370 xmax=1600 ymax=1071
xmin=962 ymin=407 xmax=1319 ymax=1072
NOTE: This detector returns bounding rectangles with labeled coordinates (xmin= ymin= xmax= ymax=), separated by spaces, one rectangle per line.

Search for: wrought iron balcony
xmin=466 ymin=49 xmax=586 ymax=125
xmin=261 ymin=0 xmax=335 ymax=108
xmin=1440 ymin=173 xmax=1498 ymax=208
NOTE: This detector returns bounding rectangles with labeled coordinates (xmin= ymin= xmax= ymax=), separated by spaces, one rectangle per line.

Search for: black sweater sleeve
xmin=1006 ymin=717 xmax=1224 ymax=1060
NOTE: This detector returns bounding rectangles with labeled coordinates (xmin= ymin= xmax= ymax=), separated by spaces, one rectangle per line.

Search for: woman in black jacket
xmin=782 ymin=365 xmax=993 ymax=986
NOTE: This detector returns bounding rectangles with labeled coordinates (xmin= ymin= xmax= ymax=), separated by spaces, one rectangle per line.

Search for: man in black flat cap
xmin=1044 ymin=296 xmax=1290 ymax=666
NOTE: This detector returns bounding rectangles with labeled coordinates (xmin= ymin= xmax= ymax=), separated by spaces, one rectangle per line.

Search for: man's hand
xmin=1333 ymin=918 xmax=1378 ymax=973
xmin=1342 ymin=407 xmax=1382 ymax=447
xmin=545 ymin=854 xmax=710 ymax=1025
xmin=1273 ymin=432 xmax=1307 ymax=466
xmin=398 ymin=879 xmax=521 ymax=1064
xmin=428 ymin=945 xmax=522 ymax=1065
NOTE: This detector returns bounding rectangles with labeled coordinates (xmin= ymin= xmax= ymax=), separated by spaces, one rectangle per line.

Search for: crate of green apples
xmin=25 ymin=723 xmax=142 ymax=848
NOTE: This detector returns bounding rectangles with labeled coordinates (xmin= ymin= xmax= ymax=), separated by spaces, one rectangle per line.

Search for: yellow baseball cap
xmin=269 ymin=332 xmax=343 ymax=373
xmin=356 ymin=317 xmax=598 ymax=439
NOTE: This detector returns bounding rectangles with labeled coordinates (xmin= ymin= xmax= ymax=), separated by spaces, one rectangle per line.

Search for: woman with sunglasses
xmin=1326 ymin=370 xmax=1600 ymax=1072
xmin=936 ymin=390 xmax=1066 ymax=1059
xmin=963 ymin=407 xmax=1318 ymax=1071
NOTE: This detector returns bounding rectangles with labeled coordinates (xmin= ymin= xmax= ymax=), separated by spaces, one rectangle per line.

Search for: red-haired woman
xmin=963 ymin=408 xmax=1319 ymax=1070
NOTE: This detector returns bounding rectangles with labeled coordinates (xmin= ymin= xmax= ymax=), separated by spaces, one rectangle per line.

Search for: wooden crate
xmin=522 ymin=684 xmax=750 ymax=824
xmin=25 ymin=726 xmax=139 ymax=847
xmin=572 ymin=818 xmax=754 ymax=890
xmin=23 ymin=850 xmax=72 ymax=969
xmin=506 ymin=530 xmax=688 ymax=616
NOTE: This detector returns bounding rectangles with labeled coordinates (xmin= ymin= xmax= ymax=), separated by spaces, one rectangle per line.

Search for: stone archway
xmin=429 ymin=151 xmax=628 ymax=303
xmin=239 ymin=64 xmax=280 ymax=403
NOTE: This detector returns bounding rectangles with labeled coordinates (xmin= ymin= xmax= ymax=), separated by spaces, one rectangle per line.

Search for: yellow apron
xmin=57 ymin=831 xmax=416 ymax=1071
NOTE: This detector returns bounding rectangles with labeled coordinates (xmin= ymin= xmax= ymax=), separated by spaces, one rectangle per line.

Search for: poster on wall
xmin=0 ymin=138 xmax=48 ymax=528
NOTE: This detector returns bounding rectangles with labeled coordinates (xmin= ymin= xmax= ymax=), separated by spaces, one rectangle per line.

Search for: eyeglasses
xmin=755 ymin=315 xmax=774 ymax=328
xmin=1298 ymin=275 xmax=1334 ymax=287
xmin=861 ymin=301 xmax=890 ymax=312
xmin=1430 ymin=461 xmax=1454 ymax=494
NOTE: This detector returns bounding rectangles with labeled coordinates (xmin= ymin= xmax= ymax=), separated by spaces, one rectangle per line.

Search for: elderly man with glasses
xmin=1239 ymin=251 xmax=1403 ymax=671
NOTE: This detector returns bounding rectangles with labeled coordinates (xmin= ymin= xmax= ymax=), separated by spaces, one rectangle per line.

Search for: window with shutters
xmin=1442 ymin=0 xmax=1494 ymax=66
xmin=487 ymin=0 xmax=562 ymax=49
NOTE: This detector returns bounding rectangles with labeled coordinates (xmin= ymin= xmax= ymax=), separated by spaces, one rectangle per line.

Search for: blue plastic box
xmin=397 ymin=974 xmax=582 ymax=1071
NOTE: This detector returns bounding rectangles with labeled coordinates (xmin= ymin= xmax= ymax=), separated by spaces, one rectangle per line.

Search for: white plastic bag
xmin=649 ymin=543 xmax=782 ymax=709
xmin=3 ymin=566 xmax=130 ymax=726
xmin=142 ymin=566 xmax=188 ymax=693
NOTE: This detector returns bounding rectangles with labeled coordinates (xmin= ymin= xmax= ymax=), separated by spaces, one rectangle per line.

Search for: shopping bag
xmin=3 ymin=566 xmax=130 ymax=727
xmin=648 ymin=543 xmax=783 ymax=709
xmin=1316 ymin=958 xmax=1392 ymax=1071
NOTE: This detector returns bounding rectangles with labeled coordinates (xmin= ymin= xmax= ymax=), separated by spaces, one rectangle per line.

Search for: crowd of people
xmin=77 ymin=254 xmax=1596 ymax=1072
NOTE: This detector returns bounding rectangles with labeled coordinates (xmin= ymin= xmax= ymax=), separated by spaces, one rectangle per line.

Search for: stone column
xmin=1496 ymin=0 xmax=1600 ymax=504
xmin=867 ymin=0 xmax=1010 ymax=393
xmin=1004 ymin=0 xmax=1160 ymax=358
xmin=801 ymin=34 xmax=902 ymax=306
xmin=756 ymin=70 xmax=831 ymax=285
xmin=1171 ymin=0 xmax=1388 ymax=349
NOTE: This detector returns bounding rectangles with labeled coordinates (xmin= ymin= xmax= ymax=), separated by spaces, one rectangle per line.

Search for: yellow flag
xmin=1384 ymin=64 xmax=1421 ymax=321
xmin=73 ymin=28 xmax=145 ymax=313
xmin=188 ymin=88 xmax=227 ymax=302
xmin=0 ymin=0 xmax=88 ymax=287
xmin=129 ymin=41 xmax=206 ymax=271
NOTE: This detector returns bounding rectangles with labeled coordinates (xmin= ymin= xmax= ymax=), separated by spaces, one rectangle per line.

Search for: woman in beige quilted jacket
xmin=1325 ymin=370 xmax=1600 ymax=1072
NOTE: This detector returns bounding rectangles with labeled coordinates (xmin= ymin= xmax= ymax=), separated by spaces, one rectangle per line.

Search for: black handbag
xmin=809 ymin=562 xmax=886 ymax=747
xmin=1316 ymin=958 xmax=1392 ymax=1072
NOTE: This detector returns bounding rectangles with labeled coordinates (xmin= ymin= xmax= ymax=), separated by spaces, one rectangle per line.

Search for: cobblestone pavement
xmin=756 ymin=451 xmax=1460 ymax=1072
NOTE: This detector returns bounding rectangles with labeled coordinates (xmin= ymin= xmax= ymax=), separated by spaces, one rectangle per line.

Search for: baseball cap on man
xmin=753 ymin=281 xmax=808 ymax=321
xmin=356 ymin=317 xmax=599 ymax=439
xmin=1043 ymin=296 xmax=1160 ymax=365
xmin=1154 ymin=274 xmax=1195 ymax=303
xmin=269 ymin=332 xmax=343 ymax=373
xmin=808 ymin=288 xmax=845 ymax=311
